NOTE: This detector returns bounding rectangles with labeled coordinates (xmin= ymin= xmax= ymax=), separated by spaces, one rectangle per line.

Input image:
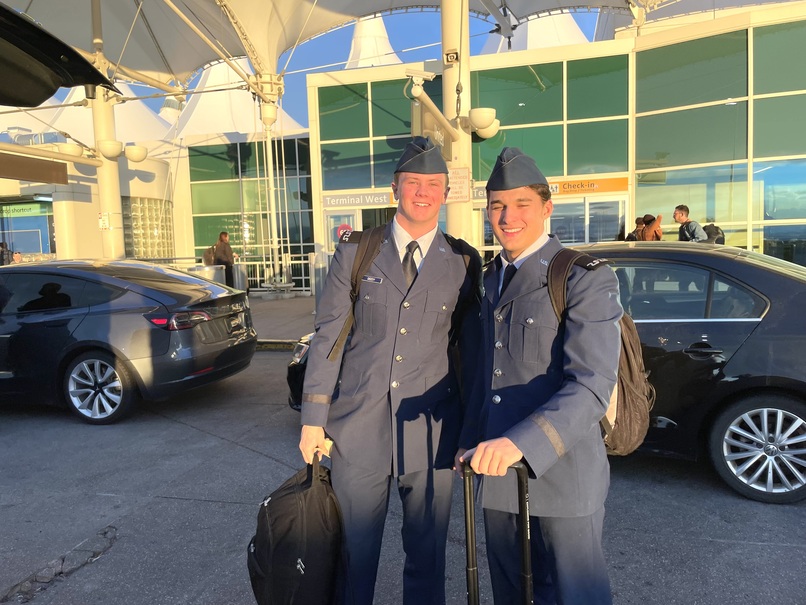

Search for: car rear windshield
xmin=88 ymin=264 xmax=214 ymax=288
xmin=738 ymin=250 xmax=806 ymax=282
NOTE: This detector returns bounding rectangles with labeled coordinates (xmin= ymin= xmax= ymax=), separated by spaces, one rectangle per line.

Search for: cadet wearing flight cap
xmin=300 ymin=136 xmax=481 ymax=605
xmin=461 ymin=147 xmax=622 ymax=604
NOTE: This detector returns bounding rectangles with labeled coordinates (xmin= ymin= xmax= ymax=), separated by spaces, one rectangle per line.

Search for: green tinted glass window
xmin=319 ymin=84 xmax=369 ymax=140
xmin=193 ymin=215 xmax=241 ymax=248
xmin=754 ymin=95 xmax=806 ymax=158
xmin=189 ymin=144 xmax=241 ymax=181
xmin=241 ymin=180 xmax=267 ymax=213
xmin=373 ymin=138 xmax=410 ymax=189
xmin=471 ymin=64 xmax=563 ymax=126
xmin=636 ymin=103 xmax=746 ymax=169
xmin=567 ymin=120 xmax=628 ymax=174
xmin=636 ymin=164 xmax=749 ymax=232
xmin=191 ymin=182 xmax=241 ymax=214
xmin=636 ymin=32 xmax=747 ymax=113
xmin=472 ymin=126 xmax=563 ymax=181
xmin=238 ymin=142 xmax=258 ymax=177
xmin=755 ymin=21 xmax=806 ymax=94
xmin=321 ymin=141 xmax=371 ymax=190
xmin=371 ymin=79 xmax=411 ymax=136
xmin=567 ymin=56 xmax=628 ymax=119
xmin=754 ymin=158 xmax=806 ymax=220
xmin=272 ymin=138 xmax=298 ymax=176
xmin=297 ymin=139 xmax=311 ymax=175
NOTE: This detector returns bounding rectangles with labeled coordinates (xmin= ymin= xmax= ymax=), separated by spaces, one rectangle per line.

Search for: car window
xmin=613 ymin=262 xmax=710 ymax=319
xmin=1 ymin=274 xmax=87 ymax=314
xmin=611 ymin=262 xmax=765 ymax=320
xmin=79 ymin=281 xmax=125 ymax=307
xmin=710 ymin=276 xmax=766 ymax=318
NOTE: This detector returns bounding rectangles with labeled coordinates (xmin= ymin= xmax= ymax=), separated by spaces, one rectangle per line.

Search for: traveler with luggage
xmin=460 ymin=147 xmax=622 ymax=604
xmin=299 ymin=136 xmax=481 ymax=605
xmin=674 ymin=205 xmax=707 ymax=242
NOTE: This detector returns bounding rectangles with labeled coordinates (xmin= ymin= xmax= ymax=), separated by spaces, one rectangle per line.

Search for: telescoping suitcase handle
xmin=462 ymin=460 xmax=533 ymax=605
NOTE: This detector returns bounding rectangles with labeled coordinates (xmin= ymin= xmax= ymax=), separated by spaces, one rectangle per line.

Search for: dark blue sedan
xmin=0 ymin=260 xmax=257 ymax=424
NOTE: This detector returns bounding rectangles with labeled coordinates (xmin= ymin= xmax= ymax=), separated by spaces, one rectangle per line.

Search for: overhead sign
xmin=0 ymin=152 xmax=67 ymax=185
xmin=411 ymin=101 xmax=452 ymax=162
xmin=549 ymin=177 xmax=628 ymax=196
xmin=322 ymin=192 xmax=393 ymax=208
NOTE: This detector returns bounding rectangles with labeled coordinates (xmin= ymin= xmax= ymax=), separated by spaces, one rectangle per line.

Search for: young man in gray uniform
xmin=461 ymin=147 xmax=622 ymax=604
xmin=299 ymin=136 xmax=481 ymax=605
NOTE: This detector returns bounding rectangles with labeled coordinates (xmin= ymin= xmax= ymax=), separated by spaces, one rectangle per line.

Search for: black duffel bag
xmin=247 ymin=457 xmax=343 ymax=604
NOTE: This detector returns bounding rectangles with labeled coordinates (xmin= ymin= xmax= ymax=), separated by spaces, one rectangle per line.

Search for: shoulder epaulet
xmin=572 ymin=254 xmax=611 ymax=271
xmin=338 ymin=230 xmax=362 ymax=244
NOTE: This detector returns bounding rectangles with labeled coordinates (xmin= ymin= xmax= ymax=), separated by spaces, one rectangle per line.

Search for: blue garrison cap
xmin=486 ymin=147 xmax=548 ymax=190
xmin=394 ymin=136 xmax=448 ymax=174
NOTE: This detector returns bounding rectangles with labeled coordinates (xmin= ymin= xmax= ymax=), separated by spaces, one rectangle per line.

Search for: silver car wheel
xmin=67 ymin=356 xmax=126 ymax=421
xmin=720 ymin=406 xmax=806 ymax=497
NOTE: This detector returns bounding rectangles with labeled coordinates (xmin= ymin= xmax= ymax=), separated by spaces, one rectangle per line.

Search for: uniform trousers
xmin=483 ymin=506 xmax=611 ymax=605
xmin=331 ymin=454 xmax=454 ymax=605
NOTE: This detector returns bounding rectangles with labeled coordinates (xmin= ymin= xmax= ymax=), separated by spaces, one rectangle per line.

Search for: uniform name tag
xmin=362 ymin=275 xmax=383 ymax=284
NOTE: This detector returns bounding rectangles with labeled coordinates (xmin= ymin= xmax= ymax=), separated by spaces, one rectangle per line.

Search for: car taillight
xmin=146 ymin=311 xmax=212 ymax=331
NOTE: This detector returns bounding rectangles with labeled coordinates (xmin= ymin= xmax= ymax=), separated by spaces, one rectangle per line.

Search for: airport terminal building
xmin=1 ymin=1 xmax=805 ymax=287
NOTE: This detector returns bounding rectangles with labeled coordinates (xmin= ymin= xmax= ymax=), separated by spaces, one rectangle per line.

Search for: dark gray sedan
xmin=0 ymin=260 xmax=256 ymax=424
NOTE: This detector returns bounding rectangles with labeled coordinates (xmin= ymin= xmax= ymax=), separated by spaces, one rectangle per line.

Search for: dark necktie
xmin=500 ymin=263 xmax=517 ymax=297
xmin=402 ymin=241 xmax=419 ymax=288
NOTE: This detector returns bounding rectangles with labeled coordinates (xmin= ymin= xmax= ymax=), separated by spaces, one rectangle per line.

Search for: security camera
xmin=405 ymin=69 xmax=437 ymax=81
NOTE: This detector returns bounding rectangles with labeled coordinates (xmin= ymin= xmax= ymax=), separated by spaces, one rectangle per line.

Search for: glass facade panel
xmin=241 ymin=180 xmax=266 ymax=213
xmin=193 ymin=215 xmax=241 ymax=248
xmin=567 ymin=56 xmax=628 ymax=119
xmin=754 ymin=95 xmax=806 ymax=158
xmin=762 ymin=224 xmax=806 ymax=264
xmin=371 ymin=79 xmax=411 ymax=136
xmin=471 ymin=63 xmax=563 ymax=126
xmin=567 ymin=120 xmax=628 ymax=174
xmin=754 ymin=158 xmax=806 ymax=220
xmin=472 ymin=126 xmax=563 ymax=181
xmin=272 ymin=138 xmax=299 ymax=177
xmin=754 ymin=20 xmax=806 ymax=94
xmin=190 ymin=181 xmax=241 ymax=214
xmin=636 ymin=32 xmax=747 ymax=113
xmin=636 ymin=164 xmax=749 ymax=233
xmin=636 ymin=103 xmax=747 ymax=169
xmin=189 ymin=144 xmax=241 ymax=181
xmin=373 ymin=138 xmax=410 ymax=188
xmin=319 ymin=84 xmax=369 ymax=140
xmin=321 ymin=141 xmax=372 ymax=190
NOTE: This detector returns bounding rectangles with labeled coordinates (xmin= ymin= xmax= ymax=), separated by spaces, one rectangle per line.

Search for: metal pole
xmin=90 ymin=0 xmax=126 ymax=259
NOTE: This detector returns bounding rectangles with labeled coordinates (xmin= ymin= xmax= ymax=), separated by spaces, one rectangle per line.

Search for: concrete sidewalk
xmin=248 ymin=293 xmax=316 ymax=347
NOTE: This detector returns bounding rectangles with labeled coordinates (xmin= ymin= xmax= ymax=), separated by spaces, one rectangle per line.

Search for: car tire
xmin=64 ymin=351 xmax=137 ymax=425
xmin=708 ymin=394 xmax=806 ymax=504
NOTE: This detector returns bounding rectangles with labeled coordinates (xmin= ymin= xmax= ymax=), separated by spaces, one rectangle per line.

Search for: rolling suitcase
xmin=462 ymin=461 xmax=533 ymax=605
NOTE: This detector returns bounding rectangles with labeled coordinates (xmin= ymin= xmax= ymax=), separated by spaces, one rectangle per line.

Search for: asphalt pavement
xmin=1 ymin=293 xmax=805 ymax=604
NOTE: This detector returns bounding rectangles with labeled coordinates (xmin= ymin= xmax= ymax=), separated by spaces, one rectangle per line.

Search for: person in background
xmin=636 ymin=213 xmax=663 ymax=241
xmin=213 ymin=231 xmax=238 ymax=287
xmin=461 ymin=147 xmax=621 ymax=604
xmin=625 ymin=217 xmax=643 ymax=241
xmin=299 ymin=136 xmax=481 ymax=605
xmin=0 ymin=242 xmax=11 ymax=266
xmin=11 ymin=251 xmax=22 ymax=264
xmin=673 ymin=205 xmax=707 ymax=242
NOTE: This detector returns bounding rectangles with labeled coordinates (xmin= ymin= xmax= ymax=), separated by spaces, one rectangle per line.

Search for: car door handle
xmin=683 ymin=343 xmax=723 ymax=357
xmin=43 ymin=319 xmax=70 ymax=327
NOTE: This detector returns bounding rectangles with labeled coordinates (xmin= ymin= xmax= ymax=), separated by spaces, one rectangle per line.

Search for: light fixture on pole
xmin=96 ymin=140 xmax=148 ymax=162
xmin=467 ymin=107 xmax=500 ymax=139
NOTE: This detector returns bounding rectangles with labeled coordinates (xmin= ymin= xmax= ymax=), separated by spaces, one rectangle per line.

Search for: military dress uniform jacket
xmin=301 ymin=223 xmax=481 ymax=477
xmin=475 ymin=236 xmax=622 ymax=517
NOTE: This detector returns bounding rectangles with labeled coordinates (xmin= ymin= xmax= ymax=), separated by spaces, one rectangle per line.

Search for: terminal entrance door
xmin=549 ymin=196 xmax=626 ymax=244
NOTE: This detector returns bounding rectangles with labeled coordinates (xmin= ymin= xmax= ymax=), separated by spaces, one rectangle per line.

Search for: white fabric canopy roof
xmin=4 ymin=1 xmax=633 ymax=87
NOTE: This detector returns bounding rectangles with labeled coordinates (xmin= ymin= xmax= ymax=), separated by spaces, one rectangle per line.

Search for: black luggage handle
xmin=462 ymin=460 xmax=533 ymax=605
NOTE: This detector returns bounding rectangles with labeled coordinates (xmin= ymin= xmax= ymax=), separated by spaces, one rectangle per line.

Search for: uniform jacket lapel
xmin=412 ymin=230 xmax=453 ymax=291
xmin=491 ymin=237 xmax=564 ymax=309
xmin=372 ymin=222 xmax=408 ymax=295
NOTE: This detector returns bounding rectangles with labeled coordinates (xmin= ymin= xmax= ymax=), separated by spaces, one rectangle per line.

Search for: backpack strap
xmin=547 ymin=248 xmax=611 ymax=321
xmin=326 ymin=226 xmax=385 ymax=362
xmin=443 ymin=233 xmax=483 ymax=346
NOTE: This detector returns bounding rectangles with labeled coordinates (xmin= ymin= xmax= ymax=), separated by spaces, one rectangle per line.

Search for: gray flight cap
xmin=394 ymin=136 xmax=448 ymax=174
xmin=486 ymin=147 xmax=548 ymax=191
